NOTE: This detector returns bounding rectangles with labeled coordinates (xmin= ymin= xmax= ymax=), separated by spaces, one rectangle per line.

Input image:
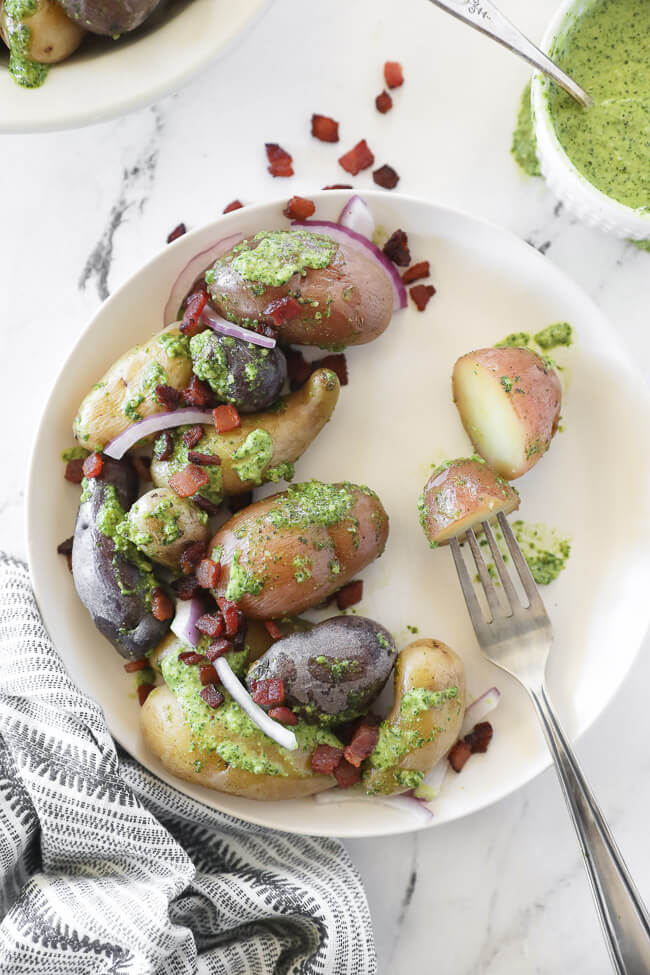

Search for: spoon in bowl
xmin=426 ymin=0 xmax=593 ymax=108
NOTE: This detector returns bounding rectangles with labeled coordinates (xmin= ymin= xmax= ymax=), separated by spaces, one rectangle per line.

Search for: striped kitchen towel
xmin=0 ymin=555 xmax=376 ymax=975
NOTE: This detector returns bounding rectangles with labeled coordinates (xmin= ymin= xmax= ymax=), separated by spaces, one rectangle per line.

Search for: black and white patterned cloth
xmin=0 ymin=555 xmax=376 ymax=975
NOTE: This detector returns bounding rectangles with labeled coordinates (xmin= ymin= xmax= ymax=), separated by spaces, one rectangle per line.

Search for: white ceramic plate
xmin=26 ymin=190 xmax=650 ymax=837
xmin=0 ymin=0 xmax=270 ymax=133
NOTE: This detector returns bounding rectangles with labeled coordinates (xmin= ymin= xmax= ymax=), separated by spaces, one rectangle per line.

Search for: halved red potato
xmin=418 ymin=457 xmax=519 ymax=547
xmin=452 ymin=347 xmax=562 ymax=479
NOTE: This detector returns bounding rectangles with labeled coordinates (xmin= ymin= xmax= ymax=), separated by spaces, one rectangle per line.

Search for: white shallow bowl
xmin=532 ymin=0 xmax=650 ymax=240
xmin=0 ymin=0 xmax=270 ymax=133
xmin=26 ymin=190 xmax=650 ymax=837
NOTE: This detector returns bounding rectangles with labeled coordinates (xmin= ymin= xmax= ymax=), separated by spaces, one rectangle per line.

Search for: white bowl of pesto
xmin=26 ymin=191 xmax=650 ymax=837
xmin=532 ymin=0 xmax=650 ymax=239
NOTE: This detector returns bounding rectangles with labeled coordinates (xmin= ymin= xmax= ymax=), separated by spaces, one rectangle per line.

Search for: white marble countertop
xmin=2 ymin=0 xmax=650 ymax=971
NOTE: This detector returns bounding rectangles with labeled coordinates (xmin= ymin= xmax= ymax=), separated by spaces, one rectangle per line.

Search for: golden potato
xmin=453 ymin=347 xmax=562 ymax=479
xmin=1 ymin=0 xmax=84 ymax=65
xmin=363 ymin=638 xmax=466 ymax=795
xmin=125 ymin=488 xmax=209 ymax=570
xmin=419 ymin=457 xmax=519 ymax=546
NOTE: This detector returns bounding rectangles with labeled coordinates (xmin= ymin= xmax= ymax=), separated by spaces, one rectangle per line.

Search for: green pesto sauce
xmin=96 ymin=484 xmax=158 ymax=606
xmin=511 ymin=82 xmax=542 ymax=177
xmin=161 ymin=650 xmax=342 ymax=775
xmin=61 ymin=446 xmax=90 ymax=462
xmin=513 ymin=519 xmax=571 ymax=584
xmin=4 ymin=0 xmax=48 ymax=89
xmin=224 ymin=549 xmax=265 ymax=603
xmin=223 ymin=231 xmax=337 ymax=287
xmin=134 ymin=666 xmax=156 ymax=689
xmin=232 ymin=429 xmax=273 ymax=486
xmin=155 ymin=428 xmax=224 ymax=506
xmin=142 ymin=361 xmax=167 ymax=390
xmin=265 ymin=461 xmax=295 ymax=483
xmin=495 ymin=332 xmax=531 ymax=348
xmin=159 ymin=332 xmax=191 ymax=359
xmin=267 ymin=480 xmax=358 ymax=531
xmin=534 ymin=322 xmax=573 ymax=350
xmin=548 ymin=0 xmax=650 ymax=210
xmin=369 ymin=687 xmax=459 ymax=771
xmin=124 ymin=393 xmax=145 ymax=422
xmin=630 ymin=238 xmax=650 ymax=252
xmin=314 ymin=655 xmax=360 ymax=682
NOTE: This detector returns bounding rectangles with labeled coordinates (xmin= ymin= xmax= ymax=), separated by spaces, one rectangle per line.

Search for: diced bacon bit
xmin=338 ymin=139 xmax=375 ymax=176
xmin=384 ymin=60 xmax=404 ymax=89
xmin=151 ymin=587 xmax=173 ymax=621
xmin=199 ymin=664 xmax=219 ymax=686
xmin=179 ymin=540 xmax=207 ymax=575
xmin=187 ymin=450 xmax=220 ymax=467
xmin=311 ymin=113 xmax=340 ymax=143
xmin=154 ymin=431 xmax=174 ymax=461
xmin=285 ymin=348 xmax=313 ymax=389
xmin=250 ymin=678 xmax=285 ymax=708
xmin=343 ymin=721 xmax=380 ymax=768
xmin=448 ymin=740 xmax=472 ymax=773
xmin=402 ymin=261 xmax=430 ymax=284
xmin=167 ymin=222 xmax=187 ymax=244
xmin=264 ymin=295 xmax=302 ymax=326
xmin=283 ymin=196 xmax=316 ymax=221
xmin=217 ymin=597 xmax=240 ymax=635
xmin=169 ymin=464 xmax=209 ymax=499
xmin=155 ymin=384 xmax=181 ymax=411
xmin=312 ymin=353 xmax=348 ymax=386
xmin=373 ymin=164 xmax=399 ymax=190
xmin=223 ymin=199 xmax=244 ymax=213
xmin=131 ymin=455 xmax=152 ymax=481
xmin=191 ymin=494 xmax=222 ymax=516
xmin=138 ymin=683 xmax=155 ymax=706
xmin=57 ymin=536 xmax=73 ymax=556
xmin=375 ymin=89 xmax=393 ymax=113
xmin=263 ymin=619 xmax=283 ymax=641
xmin=205 ymin=638 xmax=232 ymax=661
xmin=196 ymin=558 xmax=221 ymax=590
xmin=82 ymin=452 xmax=104 ymax=479
xmin=200 ymin=684 xmax=224 ymax=709
xmin=229 ymin=491 xmax=253 ymax=513
xmin=311 ymin=743 xmax=344 ymax=775
xmin=179 ymin=651 xmax=206 ymax=665
xmin=336 ymin=580 xmax=363 ymax=611
xmin=195 ymin=612 xmax=224 ymax=638
xmin=181 ymin=376 xmax=213 ymax=408
xmin=334 ymin=757 xmax=361 ymax=789
xmin=383 ymin=229 xmax=411 ymax=266
xmin=124 ymin=657 xmax=150 ymax=673
xmin=268 ymin=706 xmax=298 ymax=726
xmin=64 ymin=459 xmax=84 ymax=484
xmin=173 ymin=574 xmax=202 ymax=599
xmin=213 ymin=404 xmax=241 ymax=433
xmin=180 ymin=290 xmax=208 ymax=336
xmin=266 ymin=143 xmax=294 ymax=178
xmin=410 ymin=284 xmax=436 ymax=312
xmin=464 ymin=721 xmax=494 ymax=754
xmin=181 ymin=424 xmax=204 ymax=449
xmin=322 ymin=183 xmax=354 ymax=190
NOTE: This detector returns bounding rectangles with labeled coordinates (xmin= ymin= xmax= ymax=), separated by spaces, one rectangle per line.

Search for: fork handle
xmin=530 ymin=686 xmax=650 ymax=973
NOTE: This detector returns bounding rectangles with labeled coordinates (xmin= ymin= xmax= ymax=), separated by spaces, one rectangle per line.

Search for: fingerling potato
xmin=125 ymin=487 xmax=209 ymax=570
xmin=363 ymin=639 xmax=466 ymax=795
xmin=418 ymin=457 xmax=519 ymax=547
xmin=453 ymin=347 xmax=562 ymax=479
xmin=1 ymin=0 xmax=84 ymax=66
xmin=210 ymin=480 xmax=389 ymax=619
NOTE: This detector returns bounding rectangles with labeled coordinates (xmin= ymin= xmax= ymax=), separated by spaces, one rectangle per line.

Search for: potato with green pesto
xmin=1 ymin=0 xmax=84 ymax=78
xmin=140 ymin=648 xmax=338 ymax=800
xmin=150 ymin=368 xmax=340 ymax=501
xmin=189 ymin=331 xmax=287 ymax=413
xmin=419 ymin=457 xmax=519 ymax=547
xmin=73 ymin=324 xmax=193 ymax=449
xmin=247 ymin=616 xmax=397 ymax=726
xmin=209 ymin=480 xmax=389 ymax=619
xmin=124 ymin=488 xmax=209 ymax=570
xmin=363 ymin=639 xmax=466 ymax=796
xmin=452 ymin=346 xmax=562 ymax=479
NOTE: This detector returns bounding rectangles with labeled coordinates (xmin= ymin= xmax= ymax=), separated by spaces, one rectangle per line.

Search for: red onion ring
xmin=201 ymin=306 xmax=276 ymax=349
xmin=291 ymin=219 xmax=407 ymax=312
xmin=104 ymin=407 xmax=214 ymax=460
xmin=215 ymin=657 xmax=297 ymax=751
xmin=460 ymin=686 xmax=501 ymax=737
xmin=170 ymin=596 xmax=203 ymax=648
xmin=338 ymin=194 xmax=375 ymax=239
xmin=163 ymin=232 xmax=244 ymax=326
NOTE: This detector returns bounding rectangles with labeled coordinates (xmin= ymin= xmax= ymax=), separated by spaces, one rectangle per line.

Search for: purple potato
xmin=57 ymin=0 xmax=161 ymax=36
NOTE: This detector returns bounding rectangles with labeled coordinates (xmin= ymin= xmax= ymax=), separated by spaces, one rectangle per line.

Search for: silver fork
xmin=450 ymin=512 xmax=650 ymax=974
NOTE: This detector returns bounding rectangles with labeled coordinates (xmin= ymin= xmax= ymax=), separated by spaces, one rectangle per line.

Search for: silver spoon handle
xmin=529 ymin=685 xmax=650 ymax=973
xmin=426 ymin=0 xmax=593 ymax=107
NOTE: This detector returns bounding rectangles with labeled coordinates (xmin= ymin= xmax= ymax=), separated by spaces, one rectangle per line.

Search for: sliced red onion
xmin=215 ymin=656 xmax=297 ymax=751
xmin=163 ymin=232 xmax=244 ymax=326
xmin=170 ymin=597 xmax=202 ymax=648
xmin=104 ymin=408 xmax=214 ymax=460
xmin=292 ymin=219 xmax=407 ymax=312
xmin=315 ymin=788 xmax=433 ymax=822
xmin=201 ymin=306 xmax=276 ymax=349
xmin=338 ymin=195 xmax=375 ymax=240
xmin=460 ymin=686 xmax=501 ymax=737
xmin=416 ymin=758 xmax=449 ymax=801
